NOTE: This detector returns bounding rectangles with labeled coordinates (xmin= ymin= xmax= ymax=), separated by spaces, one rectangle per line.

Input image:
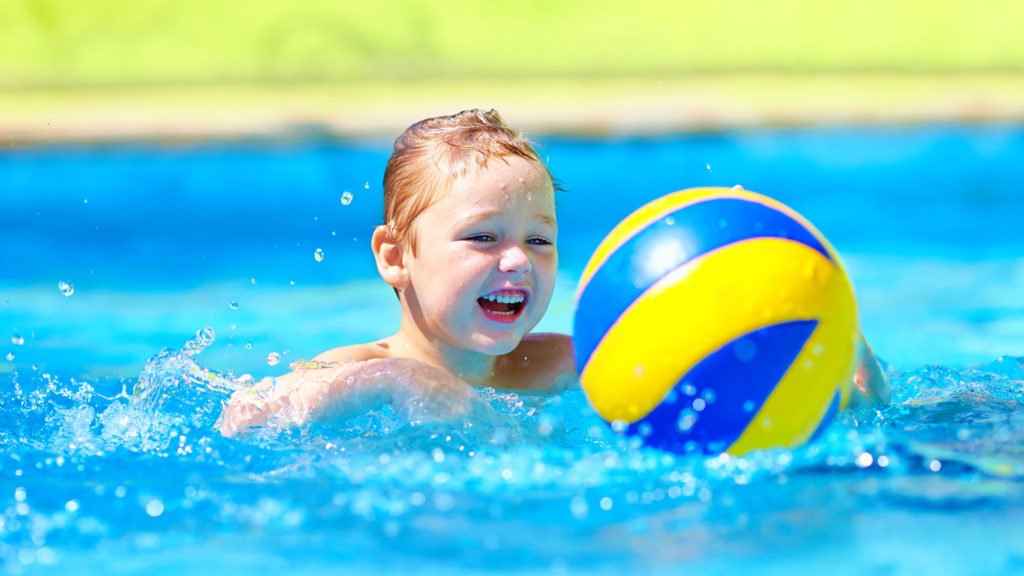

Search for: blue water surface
xmin=1 ymin=124 xmax=1023 ymax=575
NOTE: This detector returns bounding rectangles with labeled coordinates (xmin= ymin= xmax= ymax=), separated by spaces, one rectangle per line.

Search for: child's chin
xmin=470 ymin=333 xmax=523 ymax=356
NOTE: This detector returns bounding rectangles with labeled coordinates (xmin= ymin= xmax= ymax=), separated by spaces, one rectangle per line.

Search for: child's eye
xmin=465 ymin=234 xmax=496 ymax=243
xmin=527 ymin=236 xmax=554 ymax=246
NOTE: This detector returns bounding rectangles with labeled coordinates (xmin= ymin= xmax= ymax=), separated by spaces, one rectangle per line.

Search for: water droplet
xmin=267 ymin=352 xmax=280 ymax=366
xmin=664 ymin=216 xmax=675 ymax=226
xmin=340 ymin=191 xmax=354 ymax=206
xmin=363 ymin=182 xmax=370 ymax=190
xmin=83 ymin=198 xmax=89 ymax=204
xmin=718 ymin=218 xmax=728 ymax=229
xmin=706 ymin=163 xmax=712 ymax=171
xmin=734 ymin=339 xmax=757 ymax=362
xmin=599 ymin=497 xmax=613 ymax=511
xmin=314 ymin=248 xmax=325 ymax=262
xmin=289 ymin=280 xmax=296 ymax=286
xmin=331 ymin=230 xmax=337 ymax=237
xmin=195 ymin=328 xmax=215 ymax=348
xmin=692 ymin=398 xmax=707 ymax=412
xmin=5 ymin=352 xmax=14 ymax=361
xmin=742 ymin=400 xmax=756 ymax=413
xmin=145 ymin=499 xmax=164 ymax=517
xmin=250 ymin=277 xmax=257 ymax=287
xmin=244 ymin=342 xmax=253 ymax=350
xmin=677 ymin=409 xmax=698 ymax=431
xmin=58 ymin=281 xmax=74 ymax=297
xmin=11 ymin=334 xmax=24 ymax=346
xmin=228 ymin=301 xmax=239 ymax=310
xmin=701 ymin=389 xmax=716 ymax=404
xmin=682 ymin=383 xmax=697 ymax=396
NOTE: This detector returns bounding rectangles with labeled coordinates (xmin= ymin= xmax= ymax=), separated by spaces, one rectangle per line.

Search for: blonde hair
xmin=382 ymin=109 xmax=556 ymax=253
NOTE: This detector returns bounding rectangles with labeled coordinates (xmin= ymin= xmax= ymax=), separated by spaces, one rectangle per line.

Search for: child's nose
xmin=499 ymin=245 xmax=532 ymax=274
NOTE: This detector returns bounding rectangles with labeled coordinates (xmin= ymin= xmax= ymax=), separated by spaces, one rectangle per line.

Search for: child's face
xmin=403 ymin=155 xmax=557 ymax=356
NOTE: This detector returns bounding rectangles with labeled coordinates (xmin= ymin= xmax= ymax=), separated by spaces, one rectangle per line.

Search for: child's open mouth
xmin=477 ymin=289 xmax=528 ymax=324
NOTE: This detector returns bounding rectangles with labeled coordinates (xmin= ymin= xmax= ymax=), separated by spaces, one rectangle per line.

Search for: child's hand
xmin=848 ymin=335 xmax=891 ymax=408
xmin=216 ymin=358 xmax=475 ymax=437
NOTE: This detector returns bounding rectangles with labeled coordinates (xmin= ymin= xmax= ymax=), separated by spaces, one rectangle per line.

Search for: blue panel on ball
xmin=626 ymin=319 xmax=819 ymax=454
xmin=575 ymin=198 xmax=831 ymax=373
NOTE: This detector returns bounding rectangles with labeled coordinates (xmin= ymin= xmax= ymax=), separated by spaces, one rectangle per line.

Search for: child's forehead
xmin=450 ymin=156 xmax=551 ymax=192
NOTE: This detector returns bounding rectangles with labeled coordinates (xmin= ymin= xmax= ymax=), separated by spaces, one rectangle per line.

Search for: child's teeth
xmin=483 ymin=292 xmax=525 ymax=304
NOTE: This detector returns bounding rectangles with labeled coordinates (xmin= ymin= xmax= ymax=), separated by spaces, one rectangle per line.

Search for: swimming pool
xmin=2 ymin=124 xmax=1023 ymax=574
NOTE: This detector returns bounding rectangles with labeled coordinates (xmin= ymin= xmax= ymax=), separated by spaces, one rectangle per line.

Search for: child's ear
xmin=371 ymin=225 xmax=409 ymax=290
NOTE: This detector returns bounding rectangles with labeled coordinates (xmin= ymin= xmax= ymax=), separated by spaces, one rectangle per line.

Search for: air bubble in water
xmin=363 ymin=182 xmax=370 ymax=190
xmin=314 ymin=248 xmax=325 ymax=262
xmin=244 ymin=342 xmax=253 ymax=350
xmin=267 ymin=352 xmax=280 ymax=366
xmin=58 ymin=281 xmax=75 ymax=297
xmin=5 ymin=352 xmax=13 ymax=361
xmin=250 ymin=277 xmax=257 ymax=287
xmin=11 ymin=334 xmax=24 ymax=346
xmin=229 ymin=301 xmax=239 ymax=310
xmin=706 ymin=163 xmax=712 ymax=171
xmin=340 ymin=191 xmax=354 ymax=206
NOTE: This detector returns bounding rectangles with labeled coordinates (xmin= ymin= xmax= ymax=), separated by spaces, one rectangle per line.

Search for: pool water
xmin=2 ymin=125 xmax=1024 ymax=574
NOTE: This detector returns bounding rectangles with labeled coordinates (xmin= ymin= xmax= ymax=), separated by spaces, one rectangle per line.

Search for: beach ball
xmin=573 ymin=188 xmax=858 ymax=455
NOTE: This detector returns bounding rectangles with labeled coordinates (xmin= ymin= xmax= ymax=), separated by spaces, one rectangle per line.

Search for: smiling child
xmin=217 ymin=109 xmax=576 ymax=436
xmin=217 ymin=109 xmax=888 ymax=438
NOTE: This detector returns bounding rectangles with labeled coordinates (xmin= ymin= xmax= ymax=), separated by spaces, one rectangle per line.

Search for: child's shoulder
xmin=313 ymin=340 xmax=393 ymax=364
xmin=495 ymin=333 xmax=577 ymax=392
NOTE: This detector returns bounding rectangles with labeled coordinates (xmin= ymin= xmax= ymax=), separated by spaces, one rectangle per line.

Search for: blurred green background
xmin=2 ymin=0 xmax=1023 ymax=137
xmin=3 ymin=0 xmax=1024 ymax=86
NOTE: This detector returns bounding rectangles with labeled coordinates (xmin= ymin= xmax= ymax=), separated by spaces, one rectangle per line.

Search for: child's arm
xmin=216 ymin=357 xmax=475 ymax=437
xmin=848 ymin=334 xmax=891 ymax=407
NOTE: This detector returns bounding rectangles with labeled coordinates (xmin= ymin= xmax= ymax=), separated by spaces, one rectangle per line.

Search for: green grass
xmin=4 ymin=74 xmax=1023 ymax=141
xmin=2 ymin=0 xmax=1024 ymax=88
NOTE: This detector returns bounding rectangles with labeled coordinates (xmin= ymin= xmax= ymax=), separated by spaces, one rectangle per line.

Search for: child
xmin=218 ymin=109 xmax=575 ymax=436
xmin=217 ymin=109 xmax=887 ymax=437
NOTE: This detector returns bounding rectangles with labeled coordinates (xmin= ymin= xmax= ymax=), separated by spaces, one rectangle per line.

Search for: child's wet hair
xmin=382 ymin=108 xmax=557 ymax=253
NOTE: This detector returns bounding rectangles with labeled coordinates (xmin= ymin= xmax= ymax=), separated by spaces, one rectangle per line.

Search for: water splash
xmin=57 ymin=281 xmax=74 ymax=297
xmin=1 ymin=354 xmax=1023 ymax=574
xmin=130 ymin=328 xmax=235 ymax=415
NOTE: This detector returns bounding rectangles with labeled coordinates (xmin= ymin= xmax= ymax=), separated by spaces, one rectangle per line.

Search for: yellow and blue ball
xmin=573 ymin=188 xmax=858 ymax=455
